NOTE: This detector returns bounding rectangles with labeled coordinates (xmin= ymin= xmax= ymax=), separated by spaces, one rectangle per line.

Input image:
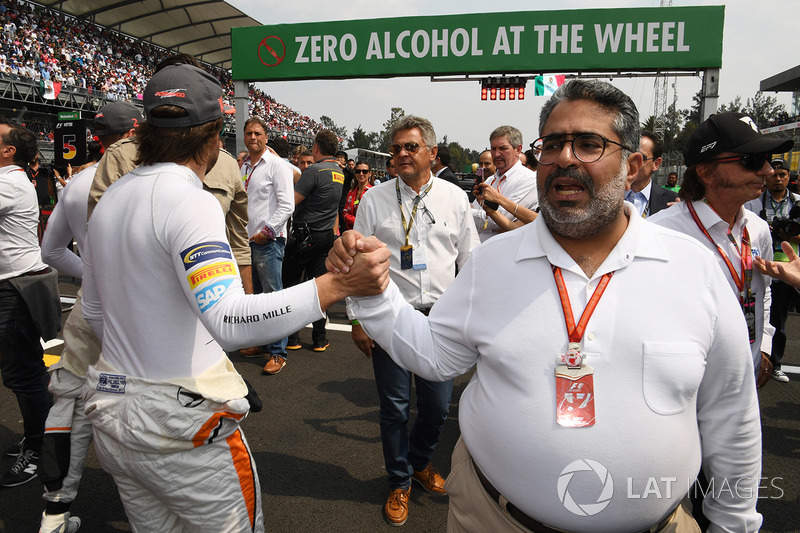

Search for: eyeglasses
xmin=354 ymin=169 xmax=370 ymax=174
xmin=417 ymin=199 xmax=436 ymax=225
xmin=707 ymin=153 xmax=769 ymax=172
xmin=389 ymin=142 xmax=424 ymax=156
xmin=533 ymin=134 xmax=634 ymax=165
xmin=641 ymin=154 xmax=658 ymax=163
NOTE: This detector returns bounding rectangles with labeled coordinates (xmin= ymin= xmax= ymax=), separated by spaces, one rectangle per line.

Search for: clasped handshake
xmin=325 ymin=230 xmax=391 ymax=297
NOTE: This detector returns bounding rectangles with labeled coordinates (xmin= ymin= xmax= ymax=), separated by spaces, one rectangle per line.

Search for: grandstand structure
xmin=0 ymin=0 xmax=320 ymax=164
xmin=761 ymin=65 xmax=800 ymax=173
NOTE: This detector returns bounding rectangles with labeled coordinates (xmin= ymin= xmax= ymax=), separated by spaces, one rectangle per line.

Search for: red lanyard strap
xmin=552 ymin=266 xmax=614 ymax=344
xmin=686 ymin=201 xmax=750 ymax=294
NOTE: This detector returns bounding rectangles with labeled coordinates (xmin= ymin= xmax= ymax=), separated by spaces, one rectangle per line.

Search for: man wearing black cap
xmin=651 ymin=112 xmax=794 ymax=390
xmin=745 ymin=157 xmax=800 ymax=383
xmin=36 ymin=101 xmax=142 ymax=533
xmin=79 ymin=64 xmax=389 ymax=532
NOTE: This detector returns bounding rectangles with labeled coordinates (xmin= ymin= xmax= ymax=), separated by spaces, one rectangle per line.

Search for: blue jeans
xmin=371 ymin=343 xmax=454 ymax=489
xmin=250 ymin=239 xmax=287 ymax=357
xmin=0 ymin=281 xmax=52 ymax=451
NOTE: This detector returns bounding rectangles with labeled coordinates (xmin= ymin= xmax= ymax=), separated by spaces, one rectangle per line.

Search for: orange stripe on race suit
xmin=44 ymin=426 xmax=72 ymax=433
xmin=192 ymin=411 xmax=246 ymax=448
xmin=227 ymin=429 xmax=257 ymax=530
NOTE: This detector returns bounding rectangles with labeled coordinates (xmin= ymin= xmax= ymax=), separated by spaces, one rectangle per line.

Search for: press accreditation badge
xmin=742 ymin=295 xmax=756 ymax=344
xmin=412 ymin=246 xmax=427 ymax=271
xmin=400 ymin=245 xmax=413 ymax=270
xmin=555 ymin=364 xmax=596 ymax=428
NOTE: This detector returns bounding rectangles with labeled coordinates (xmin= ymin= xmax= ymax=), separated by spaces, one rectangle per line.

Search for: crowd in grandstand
xmin=0 ymin=0 xmax=322 ymax=139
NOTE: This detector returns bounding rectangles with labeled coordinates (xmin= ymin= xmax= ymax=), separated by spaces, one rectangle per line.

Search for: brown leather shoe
xmin=262 ymin=356 xmax=286 ymax=375
xmin=239 ymin=347 xmax=265 ymax=357
xmin=412 ymin=464 xmax=446 ymax=495
xmin=384 ymin=487 xmax=410 ymax=526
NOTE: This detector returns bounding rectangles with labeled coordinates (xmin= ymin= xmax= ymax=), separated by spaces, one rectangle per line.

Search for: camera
xmin=766 ymin=204 xmax=800 ymax=250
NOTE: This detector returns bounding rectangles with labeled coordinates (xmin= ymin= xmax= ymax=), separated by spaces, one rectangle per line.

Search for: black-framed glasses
xmin=641 ymin=154 xmax=658 ymax=163
xmin=707 ymin=153 xmax=769 ymax=172
xmin=389 ymin=142 xmax=424 ymax=156
xmin=417 ymin=199 xmax=436 ymax=224
xmin=533 ymin=134 xmax=634 ymax=165
xmin=354 ymin=169 xmax=371 ymax=174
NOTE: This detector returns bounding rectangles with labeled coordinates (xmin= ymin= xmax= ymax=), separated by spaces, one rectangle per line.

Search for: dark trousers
xmin=770 ymin=280 xmax=796 ymax=370
xmin=371 ymin=343 xmax=454 ymax=489
xmin=282 ymin=229 xmax=335 ymax=344
xmin=0 ymin=282 xmax=52 ymax=451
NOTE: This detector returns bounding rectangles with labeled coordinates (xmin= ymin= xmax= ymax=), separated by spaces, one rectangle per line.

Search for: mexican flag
xmin=40 ymin=80 xmax=62 ymax=100
xmin=534 ymin=75 xmax=566 ymax=97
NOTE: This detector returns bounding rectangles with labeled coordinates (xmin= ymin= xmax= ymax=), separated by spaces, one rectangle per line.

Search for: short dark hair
xmin=315 ymin=130 xmax=339 ymax=157
xmin=134 ymin=106 xmax=222 ymax=167
xmin=436 ymin=144 xmax=450 ymax=167
xmin=0 ymin=118 xmax=38 ymax=166
xmin=244 ymin=116 xmax=268 ymax=134
xmin=523 ymin=148 xmax=538 ymax=170
xmin=268 ymin=137 xmax=292 ymax=158
xmin=335 ymin=150 xmax=348 ymax=160
xmin=539 ymin=79 xmax=640 ymax=155
xmin=641 ymin=131 xmax=664 ymax=159
xmin=386 ymin=157 xmax=394 ymax=168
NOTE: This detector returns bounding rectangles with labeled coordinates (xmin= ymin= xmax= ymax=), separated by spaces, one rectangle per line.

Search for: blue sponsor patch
xmin=97 ymin=373 xmax=126 ymax=394
xmin=180 ymin=241 xmax=232 ymax=271
xmin=195 ymin=278 xmax=233 ymax=313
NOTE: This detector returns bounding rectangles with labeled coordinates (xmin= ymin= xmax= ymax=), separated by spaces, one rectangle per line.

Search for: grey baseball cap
xmin=93 ymin=101 xmax=143 ymax=134
xmin=143 ymin=64 xmax=223 ymax=128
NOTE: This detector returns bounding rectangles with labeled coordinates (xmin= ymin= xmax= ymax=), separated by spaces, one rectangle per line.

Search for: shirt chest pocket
xmin=642 ymin=342 xmax=706 ymax=416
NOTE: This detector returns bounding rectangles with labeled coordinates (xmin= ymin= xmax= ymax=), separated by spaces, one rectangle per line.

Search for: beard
xmin=538 ymin=160 xmax=628 ymax=240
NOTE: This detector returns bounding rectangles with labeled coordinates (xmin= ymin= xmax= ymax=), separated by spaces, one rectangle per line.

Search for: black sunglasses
xmin=707 ymin=153 xmax=769 ymax=172
xmin=355 ymin=169 xmax=370 ymax=174
xmin=389 ymin=142 xmax=424 ymax=155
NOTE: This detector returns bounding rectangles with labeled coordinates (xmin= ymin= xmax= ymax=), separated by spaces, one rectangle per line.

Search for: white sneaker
xmin=772 ymin=369 xmax=790 ymax=383
xmin=39 ymin=511 xmax=81 ymax=533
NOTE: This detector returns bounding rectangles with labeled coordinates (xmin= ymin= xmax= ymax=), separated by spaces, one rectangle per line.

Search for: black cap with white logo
xmin=683 ymin=112 xmax=793 ymax=167
xmin=143 ymin=64 xmax=223 ymax=128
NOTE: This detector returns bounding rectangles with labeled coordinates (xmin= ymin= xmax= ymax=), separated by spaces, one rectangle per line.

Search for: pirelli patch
xmin=187 ymin=261 xmax=236 ymax=289
xmin=331 ymin=171 xmax=344 ymax=185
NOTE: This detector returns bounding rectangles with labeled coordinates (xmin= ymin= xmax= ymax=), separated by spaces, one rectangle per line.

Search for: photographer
xmin=745 ymin=157 xmax=800 ymax=383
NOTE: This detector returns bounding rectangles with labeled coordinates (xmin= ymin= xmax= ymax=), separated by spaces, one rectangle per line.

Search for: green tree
xmin=377 ymin=107 xmax=405 ymax=153
xmin=744 ymin=92 xmax=788 ymax=128
xmin=348 ymin=125 xmax=375 ymax=150
xmin=319 ymin=115 xmax=347 ymax=141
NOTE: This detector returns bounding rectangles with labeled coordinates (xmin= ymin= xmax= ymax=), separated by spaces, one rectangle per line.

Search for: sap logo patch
xmin=196 ymin=278 xmax=233 ymax=313
xmin=187 ymin=261 xmax=236 ymax=289
xmin=331 ymin=171 xmax=344 ymax=185
xmin=180 ymin=241 xmax=232 ymax=270
xmin=97 ymin=373 xmax=126 ymax=394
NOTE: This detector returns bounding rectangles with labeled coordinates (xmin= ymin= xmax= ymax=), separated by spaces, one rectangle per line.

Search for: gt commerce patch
xmin=180 ymin=241 xmax=232 ymax=271
xmin=195 ymin=278 xmax=233 ymax=313
xmin=187 ymin=261 xmax=236 ymax=290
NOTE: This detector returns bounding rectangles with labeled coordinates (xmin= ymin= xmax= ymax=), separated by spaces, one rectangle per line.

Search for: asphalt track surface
xmin=1 ymin=277 xmax=799 ymax=533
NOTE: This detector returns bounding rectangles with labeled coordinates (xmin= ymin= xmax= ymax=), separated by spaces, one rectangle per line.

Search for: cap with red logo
xmin=93 ymin=101 xmax=143 ymax=135
xmin=143 ymin=64 xmax=224 ymax=128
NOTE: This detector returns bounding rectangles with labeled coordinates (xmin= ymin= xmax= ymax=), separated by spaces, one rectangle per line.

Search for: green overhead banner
xmin=231 ymin=6 xmax=724 ymax=81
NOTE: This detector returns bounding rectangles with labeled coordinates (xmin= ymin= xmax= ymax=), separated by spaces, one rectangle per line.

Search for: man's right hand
xmin=351 ymin=323 xmax=374 ymax=358
xmin=327 ymin=230 xmax=387 ymax=274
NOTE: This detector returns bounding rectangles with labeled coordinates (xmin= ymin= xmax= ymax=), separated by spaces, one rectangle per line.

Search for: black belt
xmin=473 ymin=460 xmax=678 ymax=533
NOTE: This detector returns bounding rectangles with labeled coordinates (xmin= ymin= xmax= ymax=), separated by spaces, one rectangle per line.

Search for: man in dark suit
xmin=626 ymin=131 xmax=678 ymax=217
xmin=431 ymin=144 xmax=459 ymax=186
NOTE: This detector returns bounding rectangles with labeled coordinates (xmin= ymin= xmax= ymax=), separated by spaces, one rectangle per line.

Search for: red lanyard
xmin=490 ymin=174 xmax=507 ymax=194
xmin=552 ymin=266 xmax=614 ymax=344
xmin=686 ymin=201 xmax=751 ymax=295
xmin=243 ymin=157 xmax=263 ymax=191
